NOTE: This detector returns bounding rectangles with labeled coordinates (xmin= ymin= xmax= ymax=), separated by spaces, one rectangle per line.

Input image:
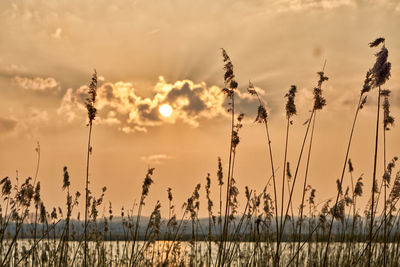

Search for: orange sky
xmin=0 ymin=0 xmax=400 ymax=218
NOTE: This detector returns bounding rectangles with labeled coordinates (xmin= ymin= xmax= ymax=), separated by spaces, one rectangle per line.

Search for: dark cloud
xmin=0 ymin=117 xmax=17 ymax=132
xmin=166 ymin=83 xmax=206 ymax=115
xmin=137 ymin=103 xmax=161 ymax=121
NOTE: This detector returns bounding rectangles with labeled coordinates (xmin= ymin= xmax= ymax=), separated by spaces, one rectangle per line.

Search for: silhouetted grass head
xmin=369 ymin=38 xmax=385 ymax=47
xmin=62 ymin=166 xmax=70 ymax=190
xmin=39 ymin=202 xmax=47 ymax=224
xmin=313 ymin=71 xmax=328 ymax=110
xmin=185 ymin=184 xmax=201 ymax=220
xmin=389 ymin=171 xmax=400 ymax=204
xmin=285 ymin=85 xmax=297 ymax=119
xmin=255 ymin=105 xmax=267 ymax=123
xmin=309 ymin=188 xmax=316 ymax=205
xmin=0 ymin=176 xmax=11 ymax=196
xmin=248 ymin=81 xmax=269 ymax=123
xmin=221 ymin=49 xmax=237 ymax=98
xmin=348 ymin=159 xmax=354 ymax=173
xmin=86 ymin=70 xmax=98 ymax=124
xmin=383 ymin=157 xmax=398 ymax=185
xmin=331 ymin=199 xmax=345 ymax=222
xmin=217 ymin=157 xmax=223 ymax=186
xmin=232 ymin=113 xmax=244 ymax=149
xmin=205 ymin=173 xmax=213 ymax=214
xmin=361 ymin=70 xmax=373 ymax=95
xmin=141 ymin=168 xmax=155 ymax=204
xmin=167 ymin=187 xmax=173 ymax=202
xmin=34 ymin=182 xmax=41 ymax=206
xmin=369 ymin=38 xmax=391 ymax=87
xmin=16 ymin=177 xmax=34 ymax=207
xmin=381 ymin=89 xmax=395 ymax=130
xmin=286 ymin=162 xmax=292 ymax=181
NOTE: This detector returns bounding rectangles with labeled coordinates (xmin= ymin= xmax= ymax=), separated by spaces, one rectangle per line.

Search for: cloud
xmin=51 ymin=27 xmax=62 ymax=39
xmin=274 ymin=0 xmax=356 ymax=11
xmin=57 ymin=87 xmax=86 ymax=122
xmin=0 ymin=108 xmax=49 ymax=138
xmin=12 ymin=76 xmax=59 ymax=91
xmin=0 ymin=117 xmax=17 ymax=133
xmin=140 ymin=154 xmax=173 ymax=165
xmin=58 ymin=77 xmax=235 ymax=132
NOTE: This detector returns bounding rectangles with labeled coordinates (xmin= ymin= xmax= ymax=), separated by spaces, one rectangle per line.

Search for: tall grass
xmin=0 ymin=38 xmax=399 ymax=267
xmin=84 ymin=69 xmax=98 ymax=267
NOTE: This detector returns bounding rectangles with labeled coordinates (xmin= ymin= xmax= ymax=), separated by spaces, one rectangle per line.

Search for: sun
xmin=159 ymin=104 xmax=173 ymax=117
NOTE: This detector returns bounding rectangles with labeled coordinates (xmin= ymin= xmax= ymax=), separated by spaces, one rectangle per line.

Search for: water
xmin=0 ymin=239 xmax=395 ymax=266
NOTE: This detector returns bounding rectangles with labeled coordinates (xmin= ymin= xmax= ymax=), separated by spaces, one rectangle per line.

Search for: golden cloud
xmin=58 ymin=77 xmax=230 ymax=133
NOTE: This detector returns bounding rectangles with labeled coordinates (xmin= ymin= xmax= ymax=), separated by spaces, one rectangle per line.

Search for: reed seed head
xmin=369 ymin=38 xmax=391 ymax=87
xmin=285 ymin=85 xmax=297 ymax=119
xmin=86 ymin=69 xmax=98 ymax=124
xmin=369 ymin=37 xmax=385 ymax=47
xmin=62 ymin=166 xmax=70 ymax=190
xmin=217 ymin=157 xmax=224 ymax=186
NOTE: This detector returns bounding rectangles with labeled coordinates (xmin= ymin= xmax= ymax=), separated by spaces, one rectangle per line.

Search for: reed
xmin=0 ymin=39 xmax=399 ymax=266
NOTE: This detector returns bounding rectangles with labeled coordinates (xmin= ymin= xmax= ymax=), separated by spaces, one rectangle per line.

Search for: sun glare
xmin=159 ymin=104 xmax=173 ymax=117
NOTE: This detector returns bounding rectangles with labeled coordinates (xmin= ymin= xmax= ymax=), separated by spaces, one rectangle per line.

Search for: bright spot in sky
xmin=159 ymin=104 xmax=173 ymax=117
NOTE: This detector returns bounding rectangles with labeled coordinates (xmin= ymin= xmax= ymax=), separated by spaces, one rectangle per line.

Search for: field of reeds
xmin=1 ymin=37 xmax=399 ymax=266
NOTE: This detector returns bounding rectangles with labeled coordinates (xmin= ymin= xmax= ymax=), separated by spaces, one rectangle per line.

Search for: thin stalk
xmin=218 ymin=93 xmax=235 ymax=266
xmin=279 ymin=109 xmax=315 ymax=246
xmin=368 ymin=86 xmax=381 ymax=267
xmin=280 ymin=117 xmax=290 ymax=236
xmin=323 ymin=94 xmax=363 ymax=266
xmin=252 ymin=92 xmax=279 ymax=266
xmin=84 ymin=121 xmax=93 ymax=267
xmin=129 ymin=198 xmax=144 ymax=266
xmin=296 ymin=111 xmax=317 ymax=266
xmin=32 ymin=205 xmax=39 ymax=267
xmin=262 ymin=119 xmax=279 ymax=266
xmin=383 ymin=111 xmax=387 ymax=267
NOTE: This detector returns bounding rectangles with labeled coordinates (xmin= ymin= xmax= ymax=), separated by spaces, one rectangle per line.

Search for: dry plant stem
xmin=280 ymin=117 xmax=290 ymax=237
xmin=218 ymin=94 xmax=235 ymax=266
xmin=129 ymin=197 xmax=144 ymax=266
xmin=323 ymin=94 xmax=363 ymax=266
xmin=16 ymin=219 xmax=62 ymax=265
xmin=352 ymin=189 xmax=400 ymax=266
xmin=219 ymin=183 xmax=223 ymax=232
xmin=252 ymin=93 xmax=279 ymax=266
xmin=32 ymin=145 xmax=40 ymax=267
xmin=279 ymin=109 xmax=315 ymax=246
xmin=262 ymin=118 xmax=280 ymax=266
xmin=287 ymin=177 xmax=296 ymax=248
xmin=84 ymin=121 xmax=93 ymax=267
xmin=225 ymin=191 xmax=254 ymax=263
xmin=286 ymin=221 xmax=322 ymax=267
xmin=1 ymin=205 xmax=33 ymax=266
xmin=296 ymin=111 xmax=317 ymax=266
xmin=32 ymin=204 xmax=39 ymax=267
xmin=221 ymin=143 xmax=239 ymax=265
xmin=164 ymin=210 xmax=188 ymax=261
xmin=346 ymin=169 xmax=356 ymax=258
xmin=383 ymin=114 xmax=387 ymax=267
xmin=368 ymin=86 xmax=381 ymax=267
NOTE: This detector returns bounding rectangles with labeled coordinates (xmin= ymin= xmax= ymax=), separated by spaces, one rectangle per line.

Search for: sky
xmin=1 ymin=0 xmax=400 ymax=218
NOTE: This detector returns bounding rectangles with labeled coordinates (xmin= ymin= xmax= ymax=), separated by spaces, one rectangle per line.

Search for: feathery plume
xmin=62 ymin=166 xmax=70 ymax=190
xmin=141 ymin=168 xmax=155 ymax=204
xmin=382 ymin=89 xmax=395 ymax=130
xmin=285 ymin=85 xmax=297 ymax=119
xmin=348 ymin=159 xmax=354 ymax=173
xmin=354 ymin=176 xmax=364 ymax=197
xmin=85 ymin=70 xmax=98 ymax=124
xmin=370 ymin=41 xmax=391 ymax=87
xmin=369 ymin=37 xmax=385 ymax=47
xmin=217 ymin=157 xmax=224 ymax=186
